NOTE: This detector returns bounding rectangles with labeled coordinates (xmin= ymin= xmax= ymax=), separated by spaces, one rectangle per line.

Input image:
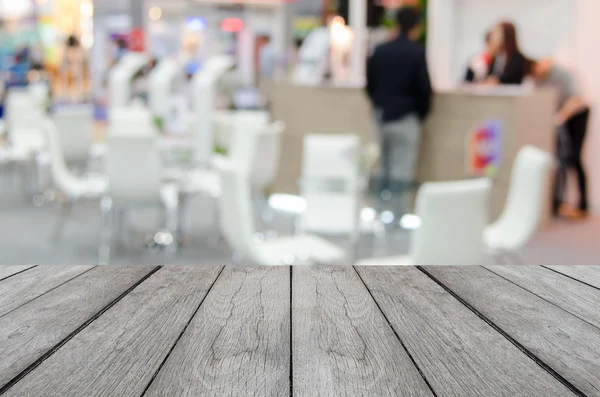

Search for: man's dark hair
xmin=67 ymin=35 xmax=80 ymax=48
xmin=396 ymin=6 xmax=421 ymax=34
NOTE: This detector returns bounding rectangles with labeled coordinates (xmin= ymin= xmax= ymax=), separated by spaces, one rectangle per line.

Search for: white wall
xmin=570 ymin=0 xmax=600 ymax=212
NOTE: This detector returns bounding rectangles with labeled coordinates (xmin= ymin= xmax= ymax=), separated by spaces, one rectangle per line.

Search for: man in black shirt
xmin=366 ymin=6 xmax=432 ymax=208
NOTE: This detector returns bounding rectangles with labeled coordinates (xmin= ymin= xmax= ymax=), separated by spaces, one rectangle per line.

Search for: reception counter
xmin=271 ymin=82 xmax=557 ymax=221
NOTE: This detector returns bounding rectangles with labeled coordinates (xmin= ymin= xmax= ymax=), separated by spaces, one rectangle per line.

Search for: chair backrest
xmin=300 ymin=134 xmax=361 ymax=234
xmin=43 ymin=118 xmax=81 ymax=194
xmin=5 ymin=89 xmax=43 ymax=130
xmin=251 ymin=121 xmax=284 ymax=193
xmin=217 ymin=161 xmax=261 ymax=261
xmin=148 ymin=59 xmax=179 ymax=118
xmin=106 ymin=133 xmax=162 ymax=204
xmin=52 ymin=104 xmax=94 ymax=163
xmin=108 ymin=104 xmax=158 ymax=137
xmin=228 ymin=112 xmax=270 ymax=171
xmin=6 ymin=90 xmax=46 ymax=153
xmin=487 ymin=145 xmax=553 ymax=250
xmin=28 ymin=82 xmax=50 ymax=111
xmin=412 ymin=178 xmax=492 ymax=266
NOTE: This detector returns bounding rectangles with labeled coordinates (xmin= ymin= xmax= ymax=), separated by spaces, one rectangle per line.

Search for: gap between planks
xmin=0 ymin=266 xmax=161 ymax=396
xmin=417 ymin=266 xmax=588 ymax=397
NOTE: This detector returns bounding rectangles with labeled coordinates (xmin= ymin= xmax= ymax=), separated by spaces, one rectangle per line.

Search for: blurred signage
xmin=221 ymin=18 xmax=244 ymax=32
xmin=129 ymin=28 xmax=145 ymax=52
xmin=294 ymin=17 xmax=320 ymax=38
xmin=467 ymin=120 xmax=503 ymax=177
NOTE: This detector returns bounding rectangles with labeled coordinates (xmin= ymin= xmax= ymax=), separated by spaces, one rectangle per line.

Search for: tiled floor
xmin=0 ymin=171 xmax=597 ymax=265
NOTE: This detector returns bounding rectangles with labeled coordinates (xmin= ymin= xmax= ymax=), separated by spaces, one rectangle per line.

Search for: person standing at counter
xmin=530 ymin=58 xmax=590 ymax=219
xmin=484 ymin=22 xmax=528 ymax=85
xmin=366 ymin=6 xmax=432 ymax=206
xmin=465 ymin=31 xmax=498 ymax=83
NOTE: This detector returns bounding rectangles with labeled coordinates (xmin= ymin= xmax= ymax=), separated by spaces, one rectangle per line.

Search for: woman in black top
xmin=485 ymin=22 xmax=528 ymax=85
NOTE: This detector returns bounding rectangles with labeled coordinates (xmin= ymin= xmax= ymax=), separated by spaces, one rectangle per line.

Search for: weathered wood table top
xmin=0 ymin=265 xmax=599 ymax=397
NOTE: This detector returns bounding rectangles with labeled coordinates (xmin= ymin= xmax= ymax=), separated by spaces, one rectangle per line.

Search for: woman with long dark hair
xmin=485 ymin=21 xmax=528 ymax=85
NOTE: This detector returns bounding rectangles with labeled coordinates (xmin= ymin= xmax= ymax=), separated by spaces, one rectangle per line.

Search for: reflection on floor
xmin=0 ymin=182 xmax=597 ymax=265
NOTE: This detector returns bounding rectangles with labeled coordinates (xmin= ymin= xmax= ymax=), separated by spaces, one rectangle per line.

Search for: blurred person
xmin=484 ymin=22 xmax=528 ymax=85
xmin=7 ymin=47 xmax=30 ymax=88
xmin=366 ymin=6 xmax=432 ymax=209
xmin=465 ymin=30 xmax=499 ymax=83
xmin=258 ymin=35 xmax=275 ymax=107
xmin=114 ymin=38 xmax=128 ymax=64
xmin=530 ymin=58 xmax=590 ymax=219
xmin=64 ymin=35 xmax=84 ymax=101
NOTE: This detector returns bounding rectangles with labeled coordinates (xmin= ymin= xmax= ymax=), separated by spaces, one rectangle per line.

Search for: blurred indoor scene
xmin=0 ymin=0 xmax=598 ymax=266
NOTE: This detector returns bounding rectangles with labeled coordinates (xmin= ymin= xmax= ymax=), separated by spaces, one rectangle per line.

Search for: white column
xmin=272 ymin=3 xmax=288 ymax=78
xmin=349 ymin=0 xmax=367 ymax=86
xmin=426 ymin=0 xmax=455 ymax=90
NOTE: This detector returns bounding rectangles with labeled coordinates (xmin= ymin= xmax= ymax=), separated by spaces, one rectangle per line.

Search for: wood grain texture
xmin=144 ymin=266 xmax=289 ymax=397
xmin=426 ymin=266 xmax=600 ymax=397
xmin=544 ymin=266 xmax=600 ymax=290
xmin=293 ymin=266 xmax=433 ymax=397
xmin=486 ymin=266 xmax=600 ymax=329
xmin=0 ymin=266 xmax=92 ymax=317
xmin=356 ymin=266 xmax=577 ymax=397
xmin=0 ymin=266 xmax=35 ymax=281
xmin=3 ymin=266 xmax=222 ymax=397
xmin=0 ymin=266 xmax=156 ymax=390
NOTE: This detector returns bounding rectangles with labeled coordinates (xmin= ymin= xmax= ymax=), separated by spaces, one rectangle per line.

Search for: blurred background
xmin=0 ymin=0 xmax=597 ymax=266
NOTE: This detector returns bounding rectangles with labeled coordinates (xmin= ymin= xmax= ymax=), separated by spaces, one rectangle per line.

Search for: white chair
xmin=251 ymin=120 xmax=284 ymax=194
xmin=3 ymin=89 xmax=48 ymax=196
xmin=109 ymin=103 xmax=158 ymax=137
xmin=218 ymin=161 xmax=346 ymax=266
xmin=174 ymin=116 xmax=276 ymax=243
xmin=28 ymin=82 xmax=50 ymax=112
xmin=52 ymin=104 xmax=95 ymax=165
xmin=5 ymin=89 xmax=46 ymax=154
xmin=101 ymin=133 xmax=178 ymax=264
xmin=356 ymin=178 xmax=492 ymax=266
xmin=484 ymin=146 xmax=553 ymax=256
xmin=298 ymin=134 xmax=361 ymax=236
xmin=44 ymin=119 xmax=108 ymax=240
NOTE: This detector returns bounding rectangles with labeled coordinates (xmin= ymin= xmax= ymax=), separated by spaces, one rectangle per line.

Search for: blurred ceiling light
xmin=361 ymin=207 xmax=377 ymax=223
xmin=81 ymin=34 xmax=93 ymax=49
xmin=149 ymin=7 xmax=162 ymax=21
xmin=268 ymin=194 xmax=307 ymax=214
xmin=399 ymin=214 xmax=421 ymax=230
xmin=80 ymin=1 xmax=93 ymax=16
xmin=186 ymin=17 xmax=206 ymax=30
xmin=380 ymin=211 xmax=394 ymax=225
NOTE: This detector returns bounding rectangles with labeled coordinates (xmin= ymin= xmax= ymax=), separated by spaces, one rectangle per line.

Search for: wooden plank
xmin=292 ymin=266 xmax=434 ymax=397
xmin=0 ymin=266 xmax=157 ymax=391
xmin=2 ymin=266 xmax=222 ymax=397
xmin=425 ymin=266 xmax=600 ymax=397
xmin=144 ymin=266 xmax=290 ymax=397
xmin=0 ymin=266 xmax=93 ymax=317
xmin=356 ymin=266 xmax=578 ymax=397
xmin=486 ymin=266 xmax=600 ymax=329
xmin=544 ymin=266 xmax=600 ymax=290
xmin=0 ymin=266 xmax=35 ymax=281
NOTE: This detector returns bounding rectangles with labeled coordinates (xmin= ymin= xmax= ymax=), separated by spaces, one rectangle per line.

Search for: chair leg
xmin=207 ymin=197 xmax=221 ymax=247
xmin=98 ymin=197 xmax=114 ymax=265
xmin=177 ymin=194 xmax=191 ymax=246
xmin=162 ymin=203 xmax=179 ymax=256
xmin=50 ymin=200 xmax=75 ymax=243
